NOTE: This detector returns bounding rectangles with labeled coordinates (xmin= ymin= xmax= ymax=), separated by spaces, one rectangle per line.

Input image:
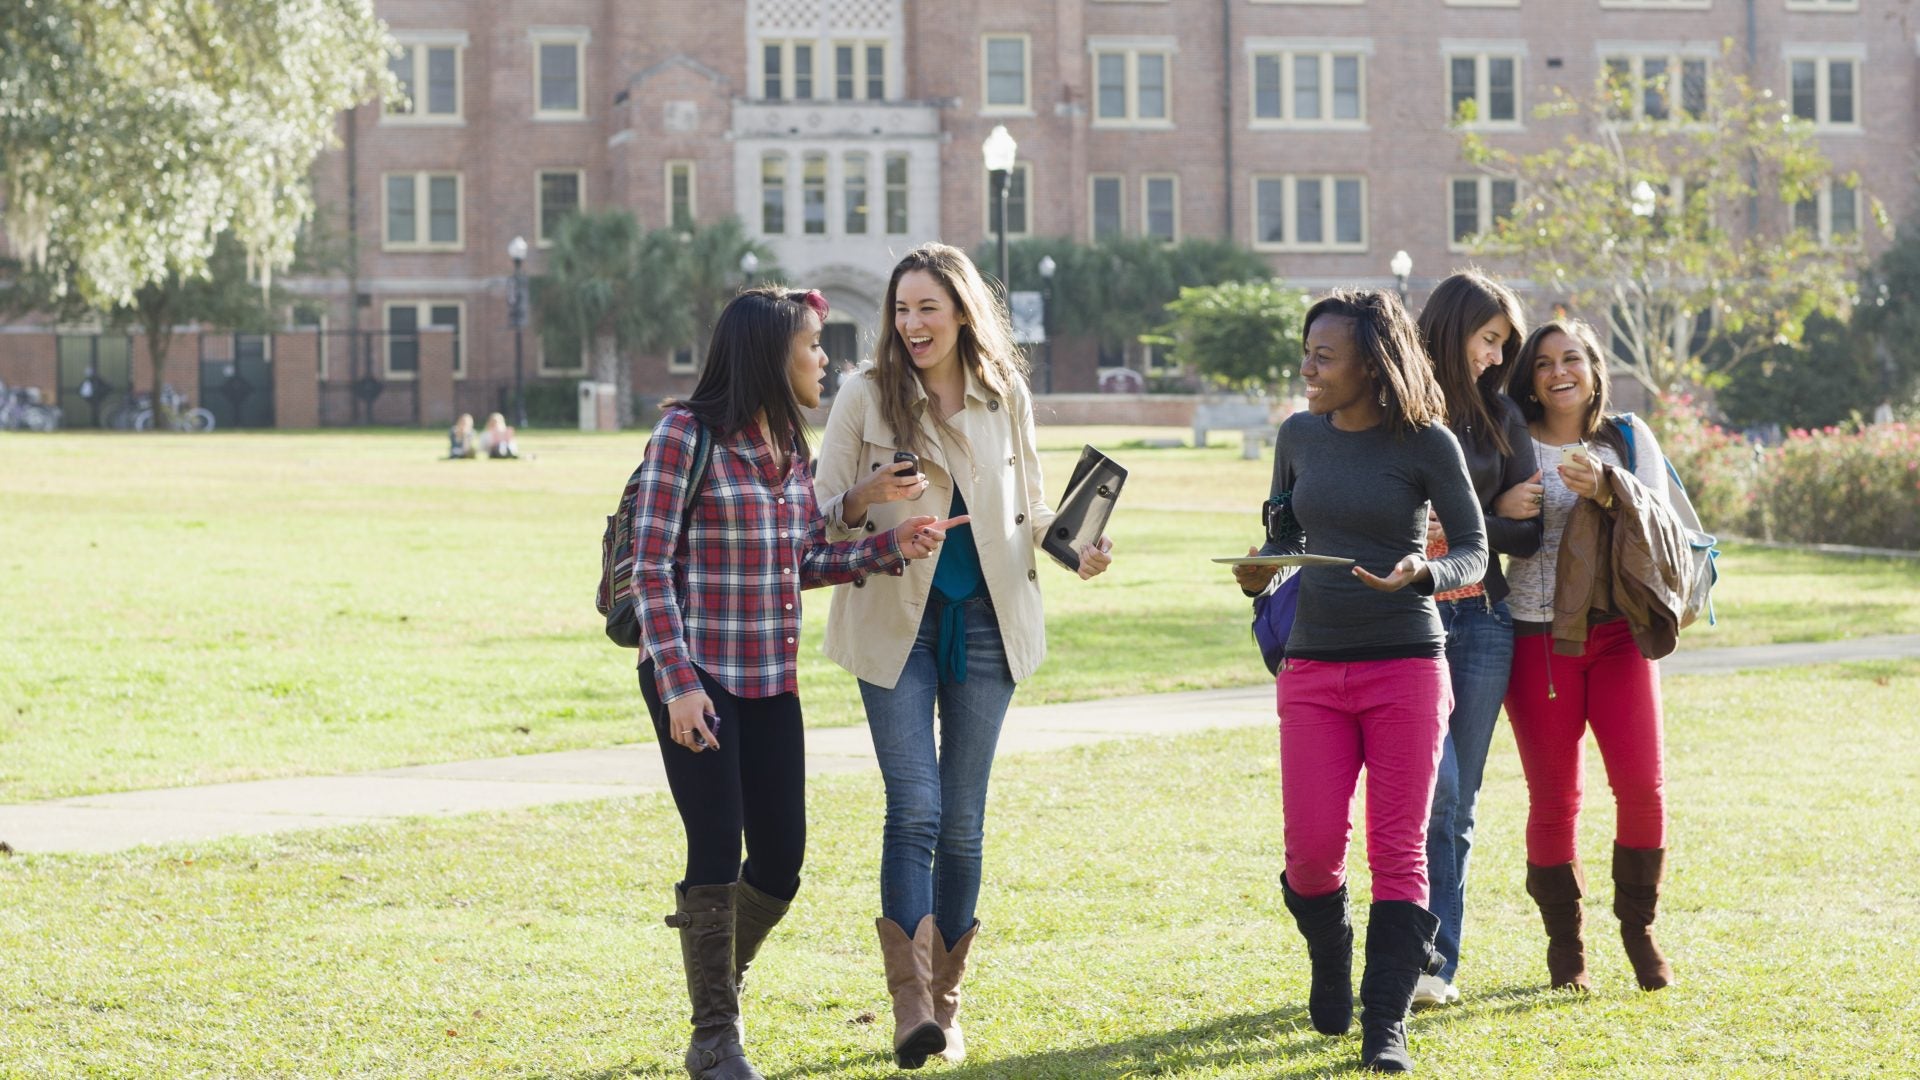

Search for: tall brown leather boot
xmin=1612 ymin=843 xmax=1673 ymax=990
xmin=665 ymin=884 xmax=764 ymax=1080
xmin=930 ymin=921 xmax=979 ymax=1063
xmin=1524 ymin=861 xmax=1591 ymax=991
xmin=875 ymin=915 xmax=946 ymax=1069
xmin=729 ymin=877 xmax=791 ymax=1043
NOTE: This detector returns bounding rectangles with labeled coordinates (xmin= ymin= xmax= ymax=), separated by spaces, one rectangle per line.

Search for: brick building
xmin=6 ymin=0 xmax=1915 ymax=423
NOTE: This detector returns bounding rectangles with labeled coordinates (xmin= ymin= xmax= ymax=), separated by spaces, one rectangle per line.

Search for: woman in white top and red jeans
xmin=1501 ymin=317 xmax=1675 ymax=994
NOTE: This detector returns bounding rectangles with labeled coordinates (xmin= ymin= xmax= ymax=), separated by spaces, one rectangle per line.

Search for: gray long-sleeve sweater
xmin=1258 ymin=412 xmax=1488 ymax=661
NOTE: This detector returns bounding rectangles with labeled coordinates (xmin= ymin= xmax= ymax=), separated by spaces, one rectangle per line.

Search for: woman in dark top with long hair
xmin=1410 ymin=270 xmax=1543 ymax=1008
xmin=1232 ymin=289 xmax=1486 ymax=1073
xmin=633 ymin=286 xmax=963 ymax=1080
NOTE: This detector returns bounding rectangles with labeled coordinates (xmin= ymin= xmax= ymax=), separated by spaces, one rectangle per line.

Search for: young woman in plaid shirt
xmin=634 ymin=286 xmax=965 ymax=1080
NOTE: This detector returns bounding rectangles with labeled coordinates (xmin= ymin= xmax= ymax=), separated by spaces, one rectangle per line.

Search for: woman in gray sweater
xmin=1232 ymin=289 xmax=1486 ymax=1074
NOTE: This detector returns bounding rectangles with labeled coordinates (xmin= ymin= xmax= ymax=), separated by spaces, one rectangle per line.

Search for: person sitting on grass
xmin=448 ymin=413 xmax=477 ymax=459
xmin=480 ymin=412 xmax=518 ymax=459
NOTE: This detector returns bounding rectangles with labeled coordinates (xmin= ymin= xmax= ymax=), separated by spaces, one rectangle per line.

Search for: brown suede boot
xmin=930 ymin=921 xmax=980 ymax=1063
xmin=1612 ymin=843 xmax=1674 ymax=990
xmin=1524 ymin=861 xmax=1591 ymax=991
xmin=875 ymin=915 xmax=946 ymax=1069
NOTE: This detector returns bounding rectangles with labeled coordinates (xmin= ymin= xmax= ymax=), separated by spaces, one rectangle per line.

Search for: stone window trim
xmin=1245 ymin=38 xmax=1371 ymax=129
xmin=831 ymin=40 xmax=889 ymax=101
xmin=536 ymin=169 xmax=585 ymax=248
xmin=382 ymin=171 xmax=464 ymax=253
xmin=531 ymin=28 xmax=590 ymax=121
xmin=383 ymin=32 xmax=468 ymax=125
xmin=982 ymin=33 xmax=1033 ymax=114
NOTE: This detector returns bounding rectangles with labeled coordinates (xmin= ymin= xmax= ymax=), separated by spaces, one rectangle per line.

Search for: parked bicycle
xmin=0 ymin=380 xmax=63 ymax=432
xmin=105 ymin=384 xmax=216 ymax=432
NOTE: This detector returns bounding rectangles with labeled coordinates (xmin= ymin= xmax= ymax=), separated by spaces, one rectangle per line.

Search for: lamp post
xmin=1389 ymin=249 xmax=1412 ymax=308
xmin=1038 ymin=254 xmax=1057 ymax=394
xmin=739 ymin=250 xmax=759 ymax=283
xmin=507 ymin=235 xmax=529 ymax=429
xmin=982 ymin=124 xmax=1018 ymax=295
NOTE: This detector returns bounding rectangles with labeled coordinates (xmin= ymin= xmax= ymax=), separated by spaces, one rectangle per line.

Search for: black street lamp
xmin=983 ymin=125 xmax=1017 ymax=295
xmin=1038 ymin=254 xmax=1056 ymax=394
xmin=1390 ymin=249 xmax=1412 ymax=309
xmin=507 ymin=234 xmax=529 ymax=428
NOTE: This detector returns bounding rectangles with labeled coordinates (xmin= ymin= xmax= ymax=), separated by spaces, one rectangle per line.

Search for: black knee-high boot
xmin=1358 ymin=901 xmax=1441 ymax=1073
xmin=1281 ymin=873 xmax=1354 ymax=1036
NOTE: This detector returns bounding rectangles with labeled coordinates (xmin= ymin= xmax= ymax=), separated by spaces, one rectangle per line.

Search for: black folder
xmin=1043 ymin=445 xmax=1127 ymax=572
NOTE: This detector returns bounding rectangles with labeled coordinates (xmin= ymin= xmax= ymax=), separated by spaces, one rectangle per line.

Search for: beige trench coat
xmin=814 ymin=367 xmax=1057 ymax=690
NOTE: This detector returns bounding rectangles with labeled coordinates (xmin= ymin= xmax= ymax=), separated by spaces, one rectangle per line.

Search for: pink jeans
xmin=1277 ymin=657 xmax=1451 ymax=904
xmin=1504 ymin=619 xmax=1667 ymax=865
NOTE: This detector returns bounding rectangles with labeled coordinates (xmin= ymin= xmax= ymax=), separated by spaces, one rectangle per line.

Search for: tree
xmin=0 ymin=0 xmax=393 ymax=307
xmin=535 ymin=211 xmax=690 ymax=429
xmin=1716 ymin=314 xmax=1884 ymax=430
xmin=1460 ymin=57 xmax=1886 ymax=396
xmin=675 ymin=217 xmax=778 ymax=365
xmin=1854 ymin=211 xmax=1920 ymax=413
xmin=1155 ymin=280 xmax=1307 ymax=394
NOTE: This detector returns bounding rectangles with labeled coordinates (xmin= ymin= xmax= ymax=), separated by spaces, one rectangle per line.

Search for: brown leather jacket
xmin=1552 ymin=463 xmax=1692 ymax=660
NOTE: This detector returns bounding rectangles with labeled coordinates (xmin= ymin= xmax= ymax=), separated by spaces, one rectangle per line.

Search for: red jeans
xmin=1276 ymin=657 xmax=1450 ymax=905
xmin=1505 ymin=620 xmax=1667 ymax=865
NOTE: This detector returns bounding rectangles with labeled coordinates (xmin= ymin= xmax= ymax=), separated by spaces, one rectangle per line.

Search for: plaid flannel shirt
xmin=634 ymin=408 xmax=905 ymax=703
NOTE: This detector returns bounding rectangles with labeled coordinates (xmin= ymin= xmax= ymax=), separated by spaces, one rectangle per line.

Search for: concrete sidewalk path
xmin=5 ymin=634 xmax=1917 ymax=856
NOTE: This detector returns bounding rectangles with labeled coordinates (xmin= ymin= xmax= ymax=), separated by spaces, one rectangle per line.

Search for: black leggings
xmin=639 ymin=660 xmax=806 ymax=900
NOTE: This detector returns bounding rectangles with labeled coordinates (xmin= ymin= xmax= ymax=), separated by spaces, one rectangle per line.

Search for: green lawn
xmin=1 ymin=658 xmax=1915 ymax=1077
xmin=3 ymin=429 xmax=1918 ymax=801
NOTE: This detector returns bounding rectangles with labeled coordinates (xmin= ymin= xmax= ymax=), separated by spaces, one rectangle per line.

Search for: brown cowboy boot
xmin=665 ymin=884 xmax=764 ymax=1080
xmin=930 ymin=921 xmax=980 ymax=1063
xmin=1612 ymin=843 xmax=1674 ymax=990
xmin=875 ymin=915 xmax=945 ymax=1069
xmin=1525 ymin=861 xmax=1591 ymax=991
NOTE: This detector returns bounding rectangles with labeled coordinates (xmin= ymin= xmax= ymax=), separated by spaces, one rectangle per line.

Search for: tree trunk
xmin=141 ymin=304 xmax=175 ymax=429
xmin=591 ymin=330 xmax=624 ymax=431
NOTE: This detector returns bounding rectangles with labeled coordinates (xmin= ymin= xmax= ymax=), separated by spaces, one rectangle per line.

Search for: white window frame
xmin=982 ymin=34 xmax=1032 ymax=113
xmin=383 ymin=300 xmax=466 ymax=380
xmin=1090 ymin=40 xmax=1175 ymax=127
xmin=384 ymin=34 xmax=467 ymax=124
xmin=1599 ymin=48 xmax=1715 ymax=123
xmin=1447 ymin=175 xmax=1520 ymax=252
xmin=535 ymin=169 xmax=584 ymax=248
xmin=1247 ymin=39 xmax=1370 ymax=129
xmin=983 ymin=162 xmax=1033 ymax=238
xmin=843 ymin=152 xmax=871 ymax=235
xmin=531 ymin=29 xmax=588 ymax=121
xmin=382 ymin=172 xmax=464 ymax=252
xmin=665 ymin=161 xmax=696 ymax=229
xmin=1443 ymin=44 xmax=1525 ymax=128
xmin=1784 ymin=0 xmax=1857 ymax=10
xmin=831 ymin=40 xmax=889 ymax=101
xmin=288 ymin=305 xmax=329 ymax=380
xmin=1089 ymin=174 xmax=1126 ymax=240
xmin=884 ymin=153 xmax=910 ymax=235
xmin=759 ymin=40 xmax=818 ymax=100
xmin=1251 ymin=174 xmax=1368 ymax=253
xmin=1142 ymin=174 xmax=1179 ymax=241
xmin=536 ymin=336 xmax=588 ymax=377
xmin=801 ymin=153 xmax=829 ymax=236
xmin=1784 ymin=48 xmax=1864 ymax=131
xmin=669 ymin=344 xmax=700 ymax=375
xmin=1793 ymin=178 xmax=1863 ymax=247
xmin=1599 ymin=0 xmax=1710 ymax=9
xmin=761 ymin=153 xmax=788 ymax=235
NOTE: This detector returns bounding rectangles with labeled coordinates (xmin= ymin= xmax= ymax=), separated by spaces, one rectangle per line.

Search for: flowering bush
xmin=1651 ymin=395 xmax=1920 ymax=550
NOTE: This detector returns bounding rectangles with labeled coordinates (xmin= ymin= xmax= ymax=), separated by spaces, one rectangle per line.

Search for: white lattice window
xmin=1250 ymin=43 xmax=1367 ymax=126
xmin=1253 ymin=175 xmax=1367 ymax=252
xmin=1445 ymin=48 xmax=1522 ymax=126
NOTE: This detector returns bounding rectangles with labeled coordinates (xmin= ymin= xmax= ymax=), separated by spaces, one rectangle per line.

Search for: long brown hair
xmin=1508 ymin=317 xmax=1628 ymax=460
xmin=868 ymin=243 xmax=1027 ymax=456
xmin=1301 ymin=289 xmax=1446 ymax=436
xmin=1417 ymin=269 xmax=1526 ymax=456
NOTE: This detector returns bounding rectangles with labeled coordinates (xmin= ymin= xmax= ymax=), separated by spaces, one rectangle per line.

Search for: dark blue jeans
xmin=1426 ymin=597 xmax=1514 ymax=983
xmin=858 ymin=597 xmax=1017 ymax=948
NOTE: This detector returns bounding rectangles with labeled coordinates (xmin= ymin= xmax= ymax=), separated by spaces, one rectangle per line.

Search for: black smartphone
xmin=893 ymin=451 xmax=925 ymax=500
xmin=692 ymin=710 xmax=722 ymax=749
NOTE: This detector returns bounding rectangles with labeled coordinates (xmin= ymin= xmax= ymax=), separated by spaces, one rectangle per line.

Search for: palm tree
xmin=676 ymin=216 xmax=777 ymax=365
xmin=535 ymin=210 xmax=690 ymax=428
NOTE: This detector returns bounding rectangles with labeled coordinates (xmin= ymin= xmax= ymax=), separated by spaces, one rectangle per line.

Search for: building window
xmin=1251 ymin=48 xmax=1365 ymax=125
xmin=536 ymin=170 xmax=583 ymax=247
xmin=386 ymin=41 xmax=462 ymax=121
xmin=385 ymin=302 xmax=464 ymax=379
xmin=983 ymin=35 xmax=1030 ymax=111
xmin=1143 ymin=175 xmax=1178 ymax=241
xmin=1785 ymin=0 xmax=1858 ymax=9
xmin=1253 ymin=175 xmax=1366 ymax=252
xmin=1604 ymin=54 xmax=1710 ymax=122
xmin=383 ymin=172 xmax=462 ymax=251
xmin=1093 ymin=46 xmax=1172 ymax=125
xmin=1788 ymin=55 xmax=1860 ymax=129
xmin=1794 ymin=178 xmax=1862 ymax=245
xmin=533 ymin=34 xmax=585 ymax=119
xmin=1598 ymin=0 xmax=1711 ymax=8
xmin=885 ymin=153 xmax=909 ymax=234
xmin=983 ymin=163 xmax=1031 ymax=237
xmin=833 ymin=42 xmax=887 ymax=100
xmin=761 ymin=153 xmax=787 ymax=234
xmin=1450 ymin=176 xmax=1518 ymax=249
xmin=844 ymin=152 xmax=870 ymax=234
xmin=1447 ymin=51 xmax=1520 ymax=125
xmin=1090 ymin=175 xmax=1124 ymax=240
xmin=803 ymin=154 xmax=828 ymax=235
xmin=761 ymin=41 xmax=816 ymax=100
xmin=669 ymin=345 xmax=699 ymax=374
xmin=666 ymin=161 xmax=695 ymax=230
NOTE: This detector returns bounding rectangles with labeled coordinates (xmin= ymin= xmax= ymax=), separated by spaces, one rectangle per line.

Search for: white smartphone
xmin=1560 ymin=443 xmax=1590 ymax=468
